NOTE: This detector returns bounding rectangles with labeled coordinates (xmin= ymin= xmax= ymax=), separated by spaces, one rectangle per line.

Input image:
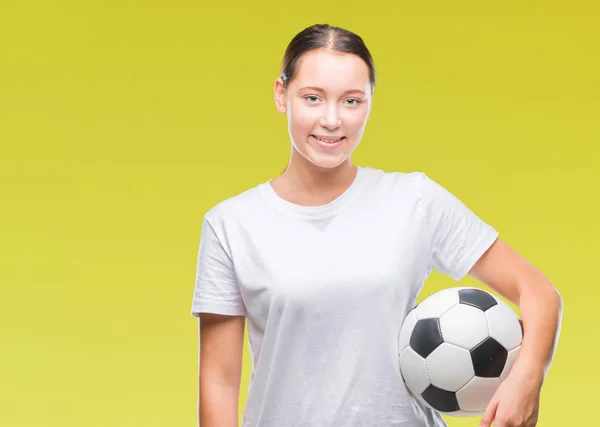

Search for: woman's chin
xmin=292 ymin=141 xmax=350 ymax=169
xmin=307 ymin=153 xmax=348 ymax=170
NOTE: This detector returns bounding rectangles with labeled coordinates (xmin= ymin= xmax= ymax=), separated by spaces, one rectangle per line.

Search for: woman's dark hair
xmin=280 ymin=23 xmax=376 ymax=92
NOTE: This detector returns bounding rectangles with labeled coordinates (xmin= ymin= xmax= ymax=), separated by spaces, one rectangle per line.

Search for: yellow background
xmin=1 ymin=1 xmax=598 ymax=426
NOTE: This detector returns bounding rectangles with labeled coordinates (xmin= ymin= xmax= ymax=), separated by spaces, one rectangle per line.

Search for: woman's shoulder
xmin=202 ymin=180 xmax=268 ymax=225
xmin=363 ymin=165 xmax=432 ymax=191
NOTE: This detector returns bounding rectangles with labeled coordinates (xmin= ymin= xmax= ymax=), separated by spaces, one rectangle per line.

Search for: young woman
xmin=191 ymin=24 xmax=562 ymax=427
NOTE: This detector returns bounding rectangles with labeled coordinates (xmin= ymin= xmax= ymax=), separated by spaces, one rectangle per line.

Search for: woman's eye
xmin=304 ymin=96 xmax=362 ymax=105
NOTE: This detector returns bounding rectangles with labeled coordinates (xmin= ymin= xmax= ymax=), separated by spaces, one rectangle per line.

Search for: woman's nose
xmin=319 ymin=107 xmax=341 ymax=128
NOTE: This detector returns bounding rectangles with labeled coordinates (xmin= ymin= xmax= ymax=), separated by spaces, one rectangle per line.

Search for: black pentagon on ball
xmin=458 ymin=288 xmax=498 ymax=311
xmin=410 ymin=318 xmax=444 ymax=358
xmin=421 ymin=384 xmax=460 ymax=412
xmin=471 ymin=337 xmax=508 ymax=377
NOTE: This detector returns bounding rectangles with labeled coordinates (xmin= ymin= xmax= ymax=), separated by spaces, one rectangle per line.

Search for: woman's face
xmin=274 ymin=48 xmax=373 ymax=170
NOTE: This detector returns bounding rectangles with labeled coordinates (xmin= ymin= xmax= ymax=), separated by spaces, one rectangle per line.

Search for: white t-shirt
xmin=191 ymin=166 xmax=499 ymax=427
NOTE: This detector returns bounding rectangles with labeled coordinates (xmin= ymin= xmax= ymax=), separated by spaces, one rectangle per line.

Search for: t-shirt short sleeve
xmin=190 ymin=215 xmax=247 ymax=318
xmin=419 ymin=173 xmax=499 ymax=281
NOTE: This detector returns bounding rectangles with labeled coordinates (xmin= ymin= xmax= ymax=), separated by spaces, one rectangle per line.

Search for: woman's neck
xmin=271 ymin=158 xmax=358 ymax=207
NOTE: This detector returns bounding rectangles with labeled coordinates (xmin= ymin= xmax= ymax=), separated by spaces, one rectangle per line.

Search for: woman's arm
xmin=469 ymin=238 xmax=563 ymax=426
xmin=468 ymin=238 xmax=563 ymax=378
xmin=198 ymin=313 xmax=246 ymax=427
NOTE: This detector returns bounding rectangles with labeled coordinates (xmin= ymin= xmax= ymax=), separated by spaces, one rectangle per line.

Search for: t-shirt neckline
xmin=260 ymin=166 xmax=368 ymax=220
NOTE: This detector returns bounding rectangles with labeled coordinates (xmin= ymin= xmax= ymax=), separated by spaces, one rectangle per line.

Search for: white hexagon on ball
xmin=486 ymin=302 xmax=523 ymax=351
xmin=440 ymin=303 xmax=489 ymax=350
xmin=415 ymin=287 xmax=460 ymax=320
xmin=456 ymin=376 xmax=501 ymax=413
xmin=425 ymin=343 xmax=474 ymax=392
xmin=399 ymin=346 xmax=430 ymax=395
xmin=398 ymin=310 xmax=418 ymax=354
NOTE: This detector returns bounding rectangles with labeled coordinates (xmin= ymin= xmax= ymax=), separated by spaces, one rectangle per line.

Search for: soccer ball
xmin=398 ymin=287 xmax=523 ymax=417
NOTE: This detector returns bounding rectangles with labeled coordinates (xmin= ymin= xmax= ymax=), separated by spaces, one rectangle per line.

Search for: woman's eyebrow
xmin=298 ymin=86 xmax=366 ymax=96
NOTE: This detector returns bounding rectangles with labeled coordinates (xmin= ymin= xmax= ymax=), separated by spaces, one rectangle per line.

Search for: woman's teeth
xmin=313 ymin=136 xmax=344 ymax=143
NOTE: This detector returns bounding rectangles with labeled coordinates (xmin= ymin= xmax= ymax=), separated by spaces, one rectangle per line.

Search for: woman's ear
xmin=274 ymin=78 xmax=287 ymax=114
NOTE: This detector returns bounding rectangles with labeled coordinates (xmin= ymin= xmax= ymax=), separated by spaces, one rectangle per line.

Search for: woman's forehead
xmin=292 ymin=50 xmax=370 ymax=93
